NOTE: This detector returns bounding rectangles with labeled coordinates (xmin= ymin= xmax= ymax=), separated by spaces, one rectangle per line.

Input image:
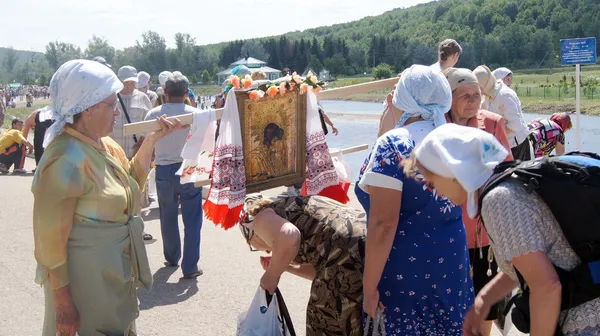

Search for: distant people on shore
xmin=527 ymin=112 xmax=573 ymax=158
xmin=474 ymin=65 xmax=532 ymax=161
xmin=0 ymin=90 xmax=5 ymax=126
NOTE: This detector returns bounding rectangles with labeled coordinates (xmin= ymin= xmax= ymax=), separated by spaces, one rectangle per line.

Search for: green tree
xmin=114 ymin=46 xmax=141 ymax=70
xmin=84 ymin=36 xmax=116 ymax=64
xmin=2 ymin=47 xmax=19 ymax=73
xmin=39 ymin=74 xmax=48 ymax=86
xmin=348 ymin=45 xmax=367 ymax=74
xmin=201 ymin=69 xmax=211 ymax=83
xmin=373 ymin=63 xmax=393 ymax=79
xmin=196 ymin=46 xmax=219 ymax=73
xmin=323 ymin=53 xmax=348 ymax=77
xmin=136 ymin=31 xmax=167 ymax=75
xmin=240 ymin=40 xmax=270 ymax=62
xmin=306 ymin=55 xmax=323 ymax=73
xmin=45 ymin=41 xmax=82 ymax=71
xmin=211 ymin=64 xmax=221 ymax=82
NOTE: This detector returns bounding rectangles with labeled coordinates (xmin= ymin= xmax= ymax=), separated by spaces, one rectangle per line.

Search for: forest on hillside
xmin=1 ymin=0 xmax=599 ymax=85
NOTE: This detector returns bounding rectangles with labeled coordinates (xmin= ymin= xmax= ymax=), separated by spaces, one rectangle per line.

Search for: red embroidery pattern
xmin=207 ymin=144 xmax=246 ymax=205
xmin=304 ymin=130 xmax=339 ymax=195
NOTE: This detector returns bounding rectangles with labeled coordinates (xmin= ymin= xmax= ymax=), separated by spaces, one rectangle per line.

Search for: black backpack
xmin=478 ymin=152 xmax=600 ymax=335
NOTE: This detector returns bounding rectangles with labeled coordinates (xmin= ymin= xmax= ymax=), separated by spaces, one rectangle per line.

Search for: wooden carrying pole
xmin=193 ymin=144 xmax=370 ymax=187
xmin=123 ymin=77 xmax=398 ymax=136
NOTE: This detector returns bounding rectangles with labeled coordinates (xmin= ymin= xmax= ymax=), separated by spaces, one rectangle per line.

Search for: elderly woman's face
xmin=419 ymin=162 xmax=468 ymax=205
xmin=451 ymin=84 xmax=481 ymax=120
xmin=503 ymin=74 xmax=513 ymax=87
xmin=88 ymin=93 xmax=119 ymax=137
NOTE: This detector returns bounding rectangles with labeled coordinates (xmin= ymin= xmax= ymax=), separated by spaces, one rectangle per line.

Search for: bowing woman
xmin=239 ymin=194 xmax=366 ymax=336
xmin=403 ymin=123 xmax=600 ymax=336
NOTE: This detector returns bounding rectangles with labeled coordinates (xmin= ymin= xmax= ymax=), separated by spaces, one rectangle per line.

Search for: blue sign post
xmin=561 ymin=37 xmax=597 ymax=66
xmin=560 ymin=37 xmax=597 ymax=150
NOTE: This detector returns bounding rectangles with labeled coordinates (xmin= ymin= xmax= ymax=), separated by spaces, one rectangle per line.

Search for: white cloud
xmin=2 ymin=0 xmax=430 ymax=52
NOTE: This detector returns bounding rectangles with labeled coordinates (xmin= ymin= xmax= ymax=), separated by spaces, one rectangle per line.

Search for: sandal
xmin=142 ymin=232 xmax=153 ymax=240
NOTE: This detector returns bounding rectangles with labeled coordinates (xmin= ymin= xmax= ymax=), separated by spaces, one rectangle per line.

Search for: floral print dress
xmin=266 ymin=195 xmax=366 ymax=336
xmin=355 ymin=121 xmax=474 ymax=335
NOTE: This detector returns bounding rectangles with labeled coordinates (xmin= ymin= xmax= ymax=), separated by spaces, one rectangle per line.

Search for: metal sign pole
xmin=576 ymin=64 xmax=581 ymax=151
xmin=560 ymin=37 xmax=596 ymax=152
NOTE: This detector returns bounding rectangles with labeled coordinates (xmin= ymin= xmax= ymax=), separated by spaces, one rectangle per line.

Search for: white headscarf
xmin=415 ymin=123 xmax=509 ymax=218
xmin=42 ymin=59 xmax=123 ymax=148
xmin=492 ymin=67 xmax=512 ymax=81
xmin=393 ymin=64 xmax=452 ymax=128
xmin=159 ymin=71 xmax=173 ymax=86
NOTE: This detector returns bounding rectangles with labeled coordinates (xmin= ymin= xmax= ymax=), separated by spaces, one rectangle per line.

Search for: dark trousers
xmin=0 ymin=143 xmax=25 ymax=170
xmin=34 ymin=129 xmax=46 ymax=165
xmin=34 ymin=115 xmax=53 ymax=166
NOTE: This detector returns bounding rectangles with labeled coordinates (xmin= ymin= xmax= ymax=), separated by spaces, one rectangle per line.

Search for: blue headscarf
xmin=393 ymin=64 xmax=452 ymax=129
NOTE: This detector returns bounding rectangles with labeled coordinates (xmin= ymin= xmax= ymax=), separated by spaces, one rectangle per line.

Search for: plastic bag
xmin=237 ymin=287 xmax=292 ymax=336
xmin=331 ymin=151 xmax=352 ymax=183
xmin=364 ymin=308 xmax=386 ymax=336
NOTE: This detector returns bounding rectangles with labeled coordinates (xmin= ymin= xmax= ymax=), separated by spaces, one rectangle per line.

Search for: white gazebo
xmin=217 ymin=57 xmax=282 ymax=83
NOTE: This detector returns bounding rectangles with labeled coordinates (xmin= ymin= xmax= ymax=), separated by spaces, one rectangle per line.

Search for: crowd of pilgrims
xmin=24 ymin=38 xmax=598 ymax=336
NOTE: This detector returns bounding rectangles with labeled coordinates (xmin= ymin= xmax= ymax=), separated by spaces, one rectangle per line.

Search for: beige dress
xmin=33 ymin=127 xmax=152 ymax=336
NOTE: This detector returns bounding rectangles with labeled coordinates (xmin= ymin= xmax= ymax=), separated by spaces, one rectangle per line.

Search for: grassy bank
xmin=2 ymin=103 xmax=47 ymax=129
xmin=519 ymin=97 xmax=600 ymax=115
xmin=326 ymin=71 xmax=600 ymax=116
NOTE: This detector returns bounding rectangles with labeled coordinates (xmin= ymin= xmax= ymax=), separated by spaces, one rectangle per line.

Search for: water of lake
xmin=320 ymin=100 xmax=600 ymax=180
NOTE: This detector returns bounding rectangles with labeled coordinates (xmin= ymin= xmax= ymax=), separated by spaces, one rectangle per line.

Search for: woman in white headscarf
xmin=474 ymin=65 xmax=532 ymax=161
xmin=402 ymin=123 xmax=600 ymax=336
xmin=239 ymin=193 xmax=366 ymax=336
xmin=355 ymin=64 xmax=473 ymax=335
xmin=491 ymin=67 xmax=513 ymax=88
xmin=32 ymin=60 xmax=184 ymax=336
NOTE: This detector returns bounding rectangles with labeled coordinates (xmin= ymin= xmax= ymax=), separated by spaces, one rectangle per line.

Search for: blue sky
xmin=3 ymin=0 xmax=430 ymax=52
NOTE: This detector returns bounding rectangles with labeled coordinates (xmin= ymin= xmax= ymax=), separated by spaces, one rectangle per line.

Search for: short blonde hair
xmin=251 ymin=71 xmax=267 ymax=81
xmin=247 ymin=198 xmax=273 ymax=217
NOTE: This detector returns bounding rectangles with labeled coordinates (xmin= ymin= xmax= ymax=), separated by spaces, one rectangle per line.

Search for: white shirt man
xmin=110 ymin=66 xmax=152 ymax=159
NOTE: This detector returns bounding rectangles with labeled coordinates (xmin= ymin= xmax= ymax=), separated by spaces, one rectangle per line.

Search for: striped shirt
xmin=110 ymin=90 xmax=152 ymax=159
